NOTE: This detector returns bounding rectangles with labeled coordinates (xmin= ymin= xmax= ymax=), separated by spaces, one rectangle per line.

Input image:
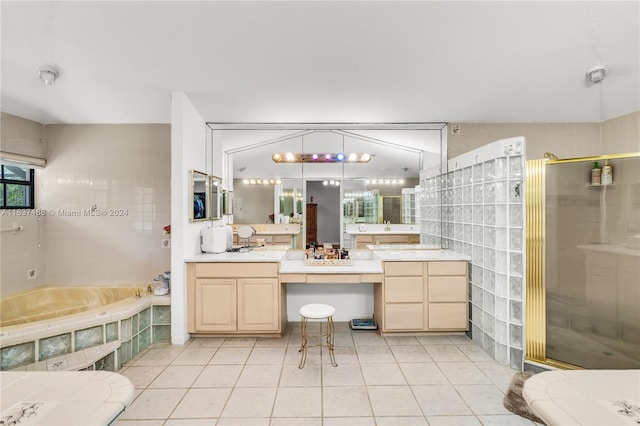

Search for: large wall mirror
xmin=190 ymin=169 xmax=209 ymax=222
xmin=210 ymin=175 xmax=222 ymax=220
xmin=210 ymin=124 xmax=446 ymax=245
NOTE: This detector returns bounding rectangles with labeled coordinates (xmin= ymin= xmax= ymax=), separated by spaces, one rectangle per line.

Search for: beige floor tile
xmin=279 ymin=363 xmax=321 ymax=386
xmin=132 ymin=347 xmax=183 ymax=366
xmin=361 ymin=363 xmax=406 ymax=385
xmin=323 ymin=386 xmax=373 ymax=417
xmin=353 ymin=331 xmax=387 ymax=346
xmin=322 ymin=362 xmax=364 ymax=386
xmin=236 ymin=364 xmax=282 ymax=387
xmin=171 ymin=348 xmax=215 ymax=365
xmin=474 ymin=362 xmax=518 ymax=389
xmin=170 ymin=387 xmax=232 ymax=418
xmin=399 ymin=362 xmax=449 ymax=385
xmin=270 ymin=417 xmax=322 ymax=426
xmin=322 ymin=417 xmax=375 ymax=425
xmin=438 ymin=362 xmax=492 ymax=385
xmin=255 ymin=336 xmax=289 ymax=347
xmin=411 ymin=385 xmax=473 ymax=416
xmin=216 ymin=418 xmax=270 ymax=426
xmin=424 ymin=344 xmax=470 ymax=362
xmin=272 ymin=386 xmax=322 ymax=417
xmin=390 ymin=345 xmax=432 ymax=362
xmin=284 ymin=345 xmax=320 ymax=365
xmin=417 ymin=335 xmax=454 ymax=345
xmin=115 ymin=420 xmax=165 ymax=426
xmin=477 ymin=414 xmax=537 ymax=425
xmin=384 ymin=336 xmax=420 ymax=346
xmin=375 ymin=416 xmax=428 ymax=425
xmin=246 ymin=347 xmax=286 ymax=364
xmin=148 ymin=365 xmax=203 ymax=388
xmin=448 ymin=335 xmax=474 ymax=345
xmin=324 ymin=345 xmax=358 ymax=364
xmin=457 ymin=344 xmax=494 ymax=361
xmin=118 ymin=366 xmax=164 ymax=388
xmin=367 ymin=385 xmax=423 ymax=416
xmin=209 ymin=347 xmax=252 ymax=364
xmin=164 ymin=419 xmax=217 ymax=425
xmin=356 ymin=345 xmax=395 ymax=363
xmin=455 ymin=384 xmax=512 ymax=415
xmin=332 ymin=321 xmax=352 ymax=333
xmin=192 ymin=364 xmax=243 ymax=388
xmin=119 ymin=388 xmax=187 ymax=420
xmin=332 ymin=332 xmax=355 ymax=346
xmin=221 ymin=337 xmax=257 ymax=347
xmin=221 ymin=387 xmax=277 ymax=418
xmin=426 ymin=415 xmax=482 ymax=425
xmin=186 ymin=337 xmax=225 ymax=348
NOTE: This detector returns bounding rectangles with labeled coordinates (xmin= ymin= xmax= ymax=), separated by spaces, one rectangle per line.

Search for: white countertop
xmin=279 ymin=259 xmax=383 ymax=274
xmin=186 ymin=251 xmax=287 ymax=262
xmin=345 ymin=230 xmax=420 ymax=235
xmin=0 ymin=371 xmax=134 ymax=425
xmin=367 ymin=244 xmax=442 ymax=250
xmin=373 ymin=249 xmax=470 ymax=261
xmin=523 ymin=369 xmax=640 ymax=426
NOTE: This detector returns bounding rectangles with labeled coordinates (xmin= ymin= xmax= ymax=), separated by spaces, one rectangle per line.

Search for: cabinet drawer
xmin=272 ymin=235 xmax=292 ymax=244
xmin=385 ymin=276 xmax=424 ymax=303
xmin=195 ymin=262 xmax=278 ymax=278
xmin=384 ymin=304 xmax=424 ymax=330
xmin=428 ymin=303 xmax=468 ymax=330
xmin=356 ymin=235 xmax=374 ymax=243
xmin=385 ymin=261 xmax=423 ymax=276
xmin=428 ymin=276 xmax=467 ymax=302
xmin=428 ymin=261 xmax=467 ymax=276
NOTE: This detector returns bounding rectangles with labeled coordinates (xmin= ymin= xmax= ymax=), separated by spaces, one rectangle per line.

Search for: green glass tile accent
xmin=132 ymin=334 xmax=139 ymax=357
xmin=120 ymin=340 xmax=132 ymax=365
xmin=153 ymin=305 xmax=171 ymax=324
xmin=121 ymin=318 xmax=132 ymax=340
xmin=132 ymin=314 xmax=139 ymax=335
xmin=139 ymin=307 xmax=151 ymax=330
xmin=153 ymin=325 xmax=171 ymax=343
xmin=95 ymin=352 xmax=115 ymax=371
xmin=139 ymin=327 xmax=151 ymax=352
xmin=39 ymin=333 xmax=71 ymax=361
xmin=1 ymin=341 xmax=35 ymax=371
xmin=75 ymin=325 xmax=104 ymax=351
xmin=106 ymin=321 xmax=118 ymax=343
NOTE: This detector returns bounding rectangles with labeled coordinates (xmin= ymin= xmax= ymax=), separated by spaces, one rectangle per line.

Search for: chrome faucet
xmin=384 ymin=221 xmax=391 ymax=231
xmin=135 ymin=289 xmax=141 ymax=298
xmin=147 ymin=284 xmax=153 ymax=294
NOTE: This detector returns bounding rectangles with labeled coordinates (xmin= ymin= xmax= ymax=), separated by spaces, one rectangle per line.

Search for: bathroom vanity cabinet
xmin=187 ymin=262 xmax=285 ymax=335
xmin=354 ymin=233 xmax=420 ymax=249
xmin=374 ymin=260 xmax=468 ymax=333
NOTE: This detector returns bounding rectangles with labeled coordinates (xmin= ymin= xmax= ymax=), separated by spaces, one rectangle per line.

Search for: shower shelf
xmin=585 ymin=182 xmax=615 ymax=188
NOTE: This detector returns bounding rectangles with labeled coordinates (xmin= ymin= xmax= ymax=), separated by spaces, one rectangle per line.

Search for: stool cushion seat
xmin=299 ymin=303 xmax=335 ymax=319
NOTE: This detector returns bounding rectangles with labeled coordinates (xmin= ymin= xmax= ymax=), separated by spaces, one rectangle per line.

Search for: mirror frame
xmin=209 ymin=175 xmax=222 ymax=220
xmin=190 ymin=169 xmax=209 ymax=222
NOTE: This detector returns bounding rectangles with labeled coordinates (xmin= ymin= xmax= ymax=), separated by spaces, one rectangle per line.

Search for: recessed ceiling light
xmin=38 ymin=66 xmax=58 ymax=86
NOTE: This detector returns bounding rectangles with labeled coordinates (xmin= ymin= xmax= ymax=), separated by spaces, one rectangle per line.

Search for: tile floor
xmin=115 ymin=322 xmax=538 ymax=426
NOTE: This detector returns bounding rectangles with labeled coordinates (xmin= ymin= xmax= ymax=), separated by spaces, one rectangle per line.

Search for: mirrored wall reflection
xmin=211 ymin=124 xmax=446 ymax=245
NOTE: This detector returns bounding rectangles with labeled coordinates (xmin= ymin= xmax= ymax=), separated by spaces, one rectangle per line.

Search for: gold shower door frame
xmin=525 ymin=152 xmax=640 ymax=369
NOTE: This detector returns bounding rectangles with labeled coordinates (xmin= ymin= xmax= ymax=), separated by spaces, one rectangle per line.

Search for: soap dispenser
xmin=591 ymin=161 xmax=601 ymax=185
xmin=602 ymin=160 xmax=613 ymax=185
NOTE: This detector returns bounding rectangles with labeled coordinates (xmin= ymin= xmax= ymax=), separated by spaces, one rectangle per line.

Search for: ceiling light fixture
xmin=243 ymin=178 xmax=282 ymax=185
xmin=272 ymin=152 xmax=371 ymax=163
xmin=586 ymin=65 xmax=607 ymax=84
xmin=38 ymin=66 xmax=58 ymax=86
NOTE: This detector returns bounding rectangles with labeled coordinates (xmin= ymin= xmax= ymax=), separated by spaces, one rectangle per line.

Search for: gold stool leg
xmin=298 ymin=316 xmax=308 ymax=369
xmin=327 ymin=316 xmax=337 ymax=367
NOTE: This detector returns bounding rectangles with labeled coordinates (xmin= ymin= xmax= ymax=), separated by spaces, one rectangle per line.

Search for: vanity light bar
xmin=272 ymin=152 xmax=371 ymax=163
xmin=242 ymin=179 xmax=283 ymax=185
xmin=365 ymin=179 xmax=405 ymax=185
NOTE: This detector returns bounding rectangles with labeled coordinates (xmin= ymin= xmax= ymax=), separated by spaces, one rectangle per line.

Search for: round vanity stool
xmin=298 ymin=303 xmax=337 ymax=369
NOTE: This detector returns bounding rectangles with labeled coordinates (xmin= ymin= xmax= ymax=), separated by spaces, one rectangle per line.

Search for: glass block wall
xmin=421 ymin=137 xmax=526 ymax=370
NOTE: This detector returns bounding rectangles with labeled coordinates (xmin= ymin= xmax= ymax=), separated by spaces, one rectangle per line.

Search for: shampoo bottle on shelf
xmin=602 ymin=160 xmax=613 ymax=185
xmin=591 ymin=161 xmax=601 ymax=185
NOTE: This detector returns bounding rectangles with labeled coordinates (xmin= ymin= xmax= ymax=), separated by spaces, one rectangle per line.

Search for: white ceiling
xmin=1 ymin=1 xmax=638 ymax=125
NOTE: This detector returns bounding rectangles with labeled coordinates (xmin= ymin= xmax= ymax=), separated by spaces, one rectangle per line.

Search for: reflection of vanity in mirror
xmin=190 ymin=170 xmax=209 ymax=222
xmin=214 ymin=125 xmax=446 ymax=248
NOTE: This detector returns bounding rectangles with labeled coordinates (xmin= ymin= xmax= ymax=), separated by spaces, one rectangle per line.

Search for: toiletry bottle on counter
xmin=591 ymin=161 xmax=601 ymax=185
xmin=602 ymin=160 xmax=613 ymax=185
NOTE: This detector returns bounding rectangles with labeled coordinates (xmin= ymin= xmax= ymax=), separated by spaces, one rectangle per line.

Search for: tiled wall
xmin=422 ymin=137 xmax=526 ymax=370
xmin=40 ymin=124 xmax=171 ymax=285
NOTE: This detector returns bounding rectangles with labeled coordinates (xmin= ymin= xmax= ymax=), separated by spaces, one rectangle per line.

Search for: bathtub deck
xmin=0 ymin=370 xmax=134 ymax=425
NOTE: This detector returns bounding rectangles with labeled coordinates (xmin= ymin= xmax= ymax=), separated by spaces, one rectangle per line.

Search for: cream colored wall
xmin=0 ymin=113 xmax=46 ymax=296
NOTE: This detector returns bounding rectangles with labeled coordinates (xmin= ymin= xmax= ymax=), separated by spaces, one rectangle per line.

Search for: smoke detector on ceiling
xmin=586 ymin=65 xmax=607 ymax=84
xmin=38 ymin=66 xmax=58 ymax=86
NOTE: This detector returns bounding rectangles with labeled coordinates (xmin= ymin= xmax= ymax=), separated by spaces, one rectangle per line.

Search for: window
xmin=0 ymin=164 xmax=35 ymax=209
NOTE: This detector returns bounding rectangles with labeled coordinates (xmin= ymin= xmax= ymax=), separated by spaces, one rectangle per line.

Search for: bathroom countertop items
xmin=0 ymin=370 xmax=135 ymax=425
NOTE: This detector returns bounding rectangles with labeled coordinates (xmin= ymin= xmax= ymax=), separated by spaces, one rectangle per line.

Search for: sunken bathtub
xmin=0 ymin=285 xmax=171 ymax=372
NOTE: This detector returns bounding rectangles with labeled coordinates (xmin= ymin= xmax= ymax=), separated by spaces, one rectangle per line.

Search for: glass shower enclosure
xmin=544 ymin=154 xmax=640 ymax=369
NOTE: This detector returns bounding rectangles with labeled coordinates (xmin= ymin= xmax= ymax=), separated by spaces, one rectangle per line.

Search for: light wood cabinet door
xmin=428 ymin=276 xmax=468 ymax=302
xmin=384 ymin=276 xmax=424 ymax=303
xmin=237 ymin=278 xmax=280 ymax=331
xmin=195 ymin=278 xmax=237 ymax=331
xmin=384 ymin=304 xmax=424 ymax=330
xmin=428 ymin=303 xmax=468 ymax=330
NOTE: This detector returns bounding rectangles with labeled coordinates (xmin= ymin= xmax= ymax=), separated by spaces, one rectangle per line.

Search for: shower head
xmin=544 ymin=152 xmax=559 ymax=161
